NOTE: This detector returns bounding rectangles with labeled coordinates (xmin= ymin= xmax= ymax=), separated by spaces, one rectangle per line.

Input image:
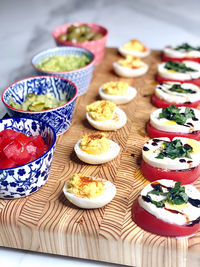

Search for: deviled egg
xmin=86 ymin=100 xmax=127 ymax=131
xmin=99 ymin=81 xmax=137 ymax=104
xmin=63 ymin=173 xmax=116 ymax=209
xmin=74 ymin=133 xmax=120 ymax=164
xmin=113 ymin=55 xmax=148 ymax=78
xmin=118 ymin=39 xmax=150 ymax=58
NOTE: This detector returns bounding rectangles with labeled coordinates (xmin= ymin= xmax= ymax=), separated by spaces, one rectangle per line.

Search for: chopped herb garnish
xmin=158 ymin=104 xmax=195 ymax=125
xmin=165 ymin=60 xmax=197 ymax=73
xmin=155 ymin=139 xmax=193 ymax=160
xmin=175 ymin=43 xmax=200 ymax=52
xmin=168 ymin=84 xmax=196 ymax=94
xmin=146 ymin=181 xmax=188 ymax=208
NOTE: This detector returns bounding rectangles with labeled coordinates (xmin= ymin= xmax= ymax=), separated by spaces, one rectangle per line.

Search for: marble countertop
xmin=0 ymin=0 xmax=200 ymax=266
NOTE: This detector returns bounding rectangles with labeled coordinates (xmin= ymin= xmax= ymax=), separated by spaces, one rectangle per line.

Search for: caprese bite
xmin=113 ymin=55 xmax=148 ymax=78
xmin=141 ymin=137 xmax=200 ymax=184
xmin=147 ymin=105 xmax=200 ymax=140
xmin=86 ymin=100 xmax=127 ymax=131
xmin=132 ymin=179 xmax=200 ymax=237
xmin=99 ymin=81 xmax=137 ymax=105
xmin=118 ymin=39 xmax=150 ymax=58
xmin=163 ymin=43 xmax=200 ymax=63
xmin=152 ymin=82 xmax=200 ymax=108
xmin=157 ymin=60 xmax=200 ymax=86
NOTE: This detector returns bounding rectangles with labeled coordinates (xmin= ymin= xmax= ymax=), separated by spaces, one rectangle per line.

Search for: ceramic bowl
xmin=0 ymin=117 xmax=56 ymax=199
xmin=52 ymin=23 xmax=108 ymax=64
xmin=31 ymin=46 xmax=95 ymax=96
xmin=2 ymin=75 xmax=77 ymax=135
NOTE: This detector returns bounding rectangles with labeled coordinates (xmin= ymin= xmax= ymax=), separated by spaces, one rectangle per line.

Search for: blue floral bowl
xmin=0 ymin=117 xmax=56 ymax=199
xmin=2 ymin=76 xmax=77 ymax=135
xmin=31 ymin=46 xmax=95 ymax=96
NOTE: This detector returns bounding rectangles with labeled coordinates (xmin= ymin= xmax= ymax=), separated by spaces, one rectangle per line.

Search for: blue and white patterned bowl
xmin=0 ymin=117 xmax=56 ymax=199
xmin=31 ymin=46 xmax=95 ymax=96
xmin=2 ymin=76 xmax=77 ymax=135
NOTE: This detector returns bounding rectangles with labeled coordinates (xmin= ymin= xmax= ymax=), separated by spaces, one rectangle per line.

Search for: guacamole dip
xmin=37 ymin=54 xmax=90 ymax=72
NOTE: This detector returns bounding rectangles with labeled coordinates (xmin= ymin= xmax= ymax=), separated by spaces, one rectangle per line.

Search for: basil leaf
xmin=175 ymin=43 xmax=200 ymax=52
xmin=165 ymin=60 xmax=197 ymax=73
xmin=158 ymin=104 xmax=195 ymax=125
xmin=168 ymin=84 xmax=196 ymax=94
xmin=155 ymin=139 xmax=193 ymax=160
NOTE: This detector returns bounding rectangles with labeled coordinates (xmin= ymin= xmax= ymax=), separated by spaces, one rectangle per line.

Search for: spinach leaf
xmin=165 ymin=60 xmax=197 ymax=73
xmin=168 ymin=84 xmax=196 ymax=94
xmin=158 ymin=104 xmax=195 ymax=125
xmin=175 ymin=43 xmax=200 ymax=52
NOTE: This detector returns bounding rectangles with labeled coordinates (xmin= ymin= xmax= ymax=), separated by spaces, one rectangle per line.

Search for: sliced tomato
xmin=0 ymin=129 xmax=20 ymax=139
xmin=156 ymin=74 xmax=200 ymax=87
xmin=30 ymin=135 xmax=45 ymax=157
xmin=141 ymin=158 xmax=200 ymax=185
xmin=15 ymin=133 xmax=30 ymax=147
xmin=146 ymin=121 xmax=200 ymax=141
xmin=132 ymin=198 xmax=199 ymax=237
xmin=0 ymin=158 xmax=16 ymax=169
xmin=162 ymin=55 xmax=200 ymax=63
xmin=151 ymin=94 xmax=200 ymax=108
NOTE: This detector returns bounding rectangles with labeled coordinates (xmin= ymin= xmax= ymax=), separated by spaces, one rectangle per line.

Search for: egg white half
xmin=86 ymin=107 xmax=127 ymax=131
xmin=63 ymin=178 xmax=116 ymax=209
xmin=158 ymin=61 xmax=200 ymax=80
xmin=113 ymin=61 xmax=148 ymax=78
xmin=99 ymin=85 xmax=137 ymax=104
xmin=118 ymin=45 xmax=150 ymax=58
xmin=74 ymin=139 xmax=120 ymax=164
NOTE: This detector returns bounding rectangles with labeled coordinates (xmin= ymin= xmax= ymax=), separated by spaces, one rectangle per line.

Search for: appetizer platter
xmin=0 ymin=47 xmax=200 ymax=267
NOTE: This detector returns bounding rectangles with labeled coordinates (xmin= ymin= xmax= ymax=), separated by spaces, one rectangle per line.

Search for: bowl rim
xmin=1 ymin=75 xmax=78 ymax=114
xmin=31 ymin=46 xmax=95 ymax=74
xmin=52 ymin=22 xmax=108 ymax=45
xmin=0 ymin=116 xmax=57 ymax=170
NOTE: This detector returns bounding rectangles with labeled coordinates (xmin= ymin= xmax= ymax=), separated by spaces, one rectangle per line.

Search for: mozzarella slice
xmin=164 ymin=47 xmax=200 ymax=59
xmin=155 ymin=82 xmax=200 ymax=104
xmin=138 ymin=179 xmax=200 ymax=225
xmin=98 ymin=85 xmax=137 ymax=104
xmin=158 ymin=61 xmax=200 ymax=80
xmin=86 ymin=106 xmax=127 ymax=131
xmin=74 ymin=139 xmax=120 ymax=164
xmin=118 ymin=45 xmax=150 ymax=58
xmin=150 ymin=107 xmax=200 ymax=133
xmin=113 ymin=61 xmax=148 ymax=78
xmin=142 ymin=137 xmax=200 ymax=170
xmin=63 ymin=178 xmax=116 ymax=209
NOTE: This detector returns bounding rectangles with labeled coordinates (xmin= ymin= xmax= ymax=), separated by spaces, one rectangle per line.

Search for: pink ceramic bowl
xmin=52 ymin=22 xmax=108 ymax=64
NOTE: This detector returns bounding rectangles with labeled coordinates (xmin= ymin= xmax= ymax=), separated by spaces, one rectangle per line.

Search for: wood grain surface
xmin=0 ymin=48 xmax=199 ymax=267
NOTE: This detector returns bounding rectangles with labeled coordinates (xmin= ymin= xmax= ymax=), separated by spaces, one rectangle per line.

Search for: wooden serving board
xmin=0 ymin=48 xmax=200 ymax=267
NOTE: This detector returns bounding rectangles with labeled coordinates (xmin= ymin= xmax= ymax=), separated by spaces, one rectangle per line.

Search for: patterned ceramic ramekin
xmin=0 ymin=117 xmax=56 ymax=199
xmin=52 ymin=23 xmax=108 ymax=64
xmin=31 ymin=46 xmax=95 ymax=96
xmin=2 ymin=75 xmax=77 ymax=135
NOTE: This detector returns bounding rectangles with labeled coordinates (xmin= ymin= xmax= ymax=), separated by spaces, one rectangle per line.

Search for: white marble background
xmin=0 ymin=0 xmax=200 ymax=266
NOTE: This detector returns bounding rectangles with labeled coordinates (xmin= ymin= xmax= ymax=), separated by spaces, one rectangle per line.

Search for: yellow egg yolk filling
xmin=102 ymin=81 xmax=128 ymax=95
xmin=118 ymin=55 xmax=143 ymax=69
xmin=66 ymin=173 xmax=105 ymax=198
xmin=86 ymin=100 xmax=116 ymax=121
xmin=122 ymin=40 xmax=147 ymax=52
xmin=80 ymin=133 xmax=109 ymax=154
